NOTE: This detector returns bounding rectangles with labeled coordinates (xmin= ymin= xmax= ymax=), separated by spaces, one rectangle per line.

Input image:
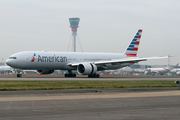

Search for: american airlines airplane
xmin=6 ymin=29 xmax=167 ymax=78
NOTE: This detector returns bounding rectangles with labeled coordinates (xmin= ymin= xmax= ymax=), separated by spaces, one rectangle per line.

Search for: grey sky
xmin=0 ymin=0 xmax=179 ymax=65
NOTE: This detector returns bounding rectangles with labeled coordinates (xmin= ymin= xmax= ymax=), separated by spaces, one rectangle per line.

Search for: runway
xmin=0 ymin=77 xmax=180 ymax=81
xmin=0 ymin=90 xmax=180 ymax=120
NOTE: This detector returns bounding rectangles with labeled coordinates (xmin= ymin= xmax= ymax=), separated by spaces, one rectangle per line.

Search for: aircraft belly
xmin=20 ymin=62 xmax=67 ymax=70
xmin=36 ymin=62 xmax=66 ymax=69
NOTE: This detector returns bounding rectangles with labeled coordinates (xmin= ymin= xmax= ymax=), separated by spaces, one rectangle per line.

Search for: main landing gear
xmin=64 ymin=70 xmax=76 ymax=78
xmin=88 ymin=73 xmax=100 ymax=78
xmin=64 ymin=70 xmax=100 ymax=78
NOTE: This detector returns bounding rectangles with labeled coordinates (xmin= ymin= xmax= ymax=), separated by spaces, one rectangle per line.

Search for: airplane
xmin=144 ymin=67 xmax=170 ymax=76
xmin=144 ymin=56 xmax=178 ymax=76
xmin=169 ymin=63 xmax=180 ymax=75
xmin=22 ymin=70 xmax=39 ymax=75
xmin=0 ymin=65 xmax=14 ymax=74
xmin=176 ymin=71 xmax=180 ymax=75
xmin=6 ymin=29 xmax=167 ymax=78
xmin=0 ymin=65 xmax=38 ymax=75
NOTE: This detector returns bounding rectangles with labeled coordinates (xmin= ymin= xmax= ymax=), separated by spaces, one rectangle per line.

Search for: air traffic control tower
xmin=69 ymin=17 xmax=80 ymax=52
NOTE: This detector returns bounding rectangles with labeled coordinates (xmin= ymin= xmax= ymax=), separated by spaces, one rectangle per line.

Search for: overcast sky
xmin=0 ymin=0 xmax=179 ymax=65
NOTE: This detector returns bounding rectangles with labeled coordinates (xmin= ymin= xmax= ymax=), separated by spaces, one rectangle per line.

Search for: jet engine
xmin=37 ymin=70 xmax=54 ymax=74
xmin=77 ymin=63 xmax=97 ymax=75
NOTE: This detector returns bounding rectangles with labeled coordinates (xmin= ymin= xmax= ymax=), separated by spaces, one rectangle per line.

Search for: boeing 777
xmin=6 ymin=29 xmax=167 ymax=77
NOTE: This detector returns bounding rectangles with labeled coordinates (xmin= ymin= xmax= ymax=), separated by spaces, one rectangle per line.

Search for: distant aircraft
xmin=0 ymin=66 xmax=38 ymax=75
xmin=22 ymin=70 xmax=39 ymax=75
xmin=144 ymin=55 xmax=178 ymax=76
xmin=176 ymin=71 xmax=180 ymax=75
xmin=0 ymin=66 xmax=14 ymax=74
xmin=6 ymin=29 xmax=167 ymax=77
xmin=169 ymin=63 xmax=180 ymax=75
xmin=144 ymin=67 xmax=170 ymax=75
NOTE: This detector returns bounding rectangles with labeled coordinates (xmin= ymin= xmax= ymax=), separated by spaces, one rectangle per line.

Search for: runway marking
xmin=31 ymin=94 xmax=35 ymax=108
xmin=6 ymin=94 xmax=17 ymax=109
xmin=90 ymin=99 xmax=102 ymax=106
xmin=51 ymin=100 xmax=58 ymax=107
xmin=70 ymin=93 xmax=83 ymax=105
xmin=46 ymin=94 xmax=58 ymax=107
xmin=106 ymin=98 xmax=120 ymax=104
xmin=71 ymin=99 xmax=80 ymax=105
xmin=6 ymin=101 xmax=13 ymax=109
xmin=1 ymin=90 xmax=180 ymax=102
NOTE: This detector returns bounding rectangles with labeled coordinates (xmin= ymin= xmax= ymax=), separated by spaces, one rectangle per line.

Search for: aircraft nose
xmin=6 ymin=59 xmax=11 ymax=66
xmin=6 ymin=59 xmax=15 ymax=67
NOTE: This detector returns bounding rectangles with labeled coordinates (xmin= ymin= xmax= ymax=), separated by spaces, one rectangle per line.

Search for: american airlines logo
xmin=38 ymin=55 xmax=67 ymax=62
xmin=31 ymin=53 xmax=67 ymax=63
xmin=31 ymin=53 xmax=36 ymax=62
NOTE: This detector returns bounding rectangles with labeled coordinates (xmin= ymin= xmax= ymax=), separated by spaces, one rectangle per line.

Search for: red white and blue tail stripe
xmin=124 ymin=29 xmax=142 ymax=57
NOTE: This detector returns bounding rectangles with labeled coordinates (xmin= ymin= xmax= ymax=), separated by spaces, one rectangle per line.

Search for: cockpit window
xmin=9 ymin=57 xmax=17 ymax=59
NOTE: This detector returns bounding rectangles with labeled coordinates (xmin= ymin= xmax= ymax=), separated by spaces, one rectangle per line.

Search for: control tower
xmin=69 ymin=17 xmax=80 ymax=52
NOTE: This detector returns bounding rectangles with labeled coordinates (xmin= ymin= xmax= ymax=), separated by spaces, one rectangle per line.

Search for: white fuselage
xmin=6 ymin=51 xmax=130 ymax=71
xmin=0 ymin=66 xmax=14 ymax=72
xmin=170 ymin=68 xmax=180 ymax=74
xmin=146 ymin=68 xmax=170 ymax=74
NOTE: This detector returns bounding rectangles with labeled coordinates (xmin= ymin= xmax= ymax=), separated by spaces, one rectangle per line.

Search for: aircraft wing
xmin=68 ymin=56 xmax=168 ymax=66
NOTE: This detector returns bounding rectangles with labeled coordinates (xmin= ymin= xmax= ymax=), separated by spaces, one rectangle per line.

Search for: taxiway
xmin=0 ymin=90 xmax=180 ymax=120
xmin=0 ymin=77 xmax=180 ymax=119
xmin=0 ymin=77 xmax=180 ymax=81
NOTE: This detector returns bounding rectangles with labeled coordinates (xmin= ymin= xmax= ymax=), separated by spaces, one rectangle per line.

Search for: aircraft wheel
xmin=64 ymin=74 xmax=67 ymax=77
xmin=68 ymin=74 xmax=72 ymax=77
xmin=88 ymin=74 xmax=100 ymax=78
xmin=73 ymin=74 xmax=76 ymax=77
xmin=17 ymin=74 xmax=22 ymax=77
xmin=96 ymin=74 xmax=100 ymax=78
xmin=65 ymin=74 xmax=76 ymax=78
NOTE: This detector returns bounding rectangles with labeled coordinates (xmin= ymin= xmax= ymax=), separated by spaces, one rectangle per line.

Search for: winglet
xmin=124 ymin=29 xmax=142 ymax=57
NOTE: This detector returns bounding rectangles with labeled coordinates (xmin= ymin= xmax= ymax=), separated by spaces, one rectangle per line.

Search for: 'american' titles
xmin=37 ymin=55 xmax=67 ymax=62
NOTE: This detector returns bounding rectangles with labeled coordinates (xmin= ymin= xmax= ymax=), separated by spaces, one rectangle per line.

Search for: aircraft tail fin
xmin=124 ymin=29 xmax=142 ymax=57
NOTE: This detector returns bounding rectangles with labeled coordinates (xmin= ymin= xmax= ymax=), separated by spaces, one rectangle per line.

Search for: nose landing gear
xmin=17 ymin=74 xmax=22 ymax=77
xmin=16 ymin=69 xmax=22 ymax=77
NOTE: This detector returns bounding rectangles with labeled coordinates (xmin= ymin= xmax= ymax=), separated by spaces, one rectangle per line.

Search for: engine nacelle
xmin=77 ymin=63 xmax=97 ymax=75
xmin=37 ymin=70 xmax=54 ymax=74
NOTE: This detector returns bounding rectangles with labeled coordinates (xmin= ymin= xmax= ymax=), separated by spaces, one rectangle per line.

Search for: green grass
xmin=0 ymin=81 xmax=177 ymax=91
